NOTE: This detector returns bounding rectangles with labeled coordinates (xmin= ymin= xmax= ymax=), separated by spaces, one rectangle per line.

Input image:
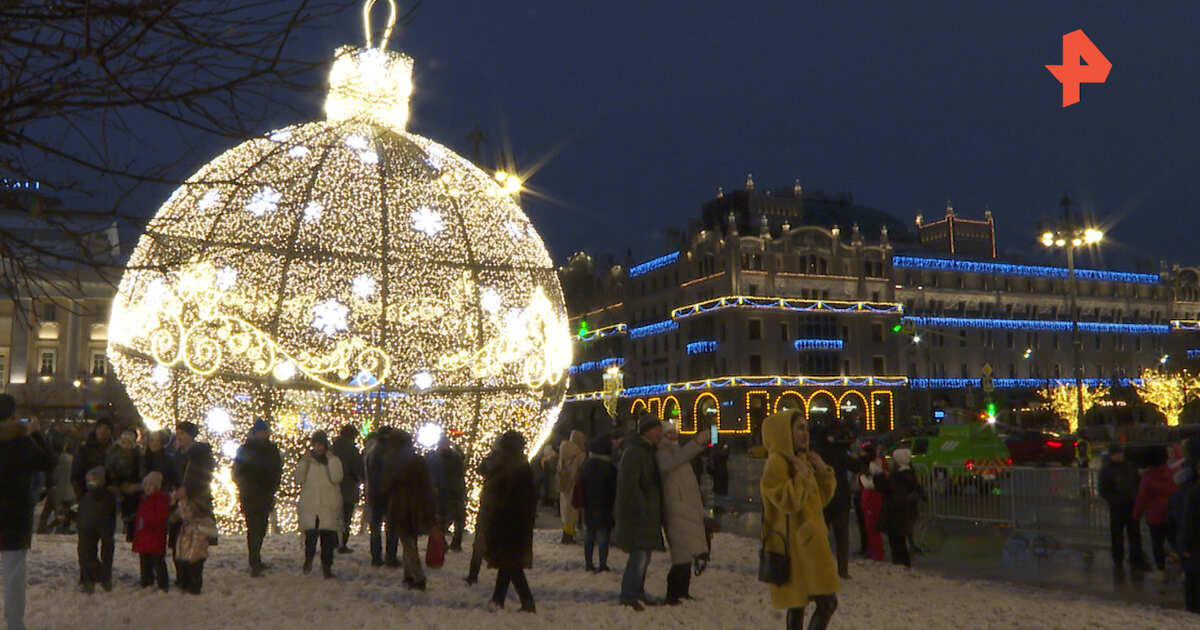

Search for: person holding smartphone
xmin=656 ymin=417 xmax=713 ymax=605
xmin=759 ymin=410 xmax=839 ymax=630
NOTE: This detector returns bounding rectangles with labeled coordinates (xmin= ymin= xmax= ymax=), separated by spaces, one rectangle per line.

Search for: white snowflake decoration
xmin=303 ymin=201 xmax=324 ymax=222
xmin=411 ymin=206 xmax=444 ymax=236
xmin=481 ymin=287 xmax=503 ymax=314
xmin=246 ymin=187 xmax=281 ymax=217
xmin=351 ymin=274 xmax=377 ymax=299
xmin=288 ymin=145 xmax=311 ymax=159
xmin=504 ymin=221 xmax=525 ymax=240
xmin=311 ymin=298 xmax=349 ymax=336
xmin=221 ymin=440 xmax=240 ymax=459
xmin=269 ymin=129 xmax=292 ymax=143
xmin=413 ymin=370 xmax=434 ymax=390
xmin=151 ymin=365 xmax=170 ymax=386
xmin=197 ymin=189 xmax=221 ymax=211
xmin=360 ymin=150 xmax=379 ymax=165
xmin=345 ymin=134 xmax=369 ymax=151
xmin=215 ymin=266 xmax=237 ymax=291
xmin=206 ymin=407 xmax=234 ymax=434
xmin=424 ymin=145 xmax=445 ymax=170
xmin=272 ymin=361 xmax=296 ymax=381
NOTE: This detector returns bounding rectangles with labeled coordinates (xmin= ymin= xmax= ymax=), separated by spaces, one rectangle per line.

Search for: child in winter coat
xmin=76 ymin=466 xmax=117 ymax=593
xmin=133 ymin=471 xmax=171 ymax=591
xmin=175 ymin=499 xmax=218 ymax=594
xmin=858 ymin=458 xmax=886 ymax=561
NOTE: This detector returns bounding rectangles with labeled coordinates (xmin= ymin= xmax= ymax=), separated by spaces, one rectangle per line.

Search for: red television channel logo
xmin=1046 ymin=29 xmax=1111 ymax=107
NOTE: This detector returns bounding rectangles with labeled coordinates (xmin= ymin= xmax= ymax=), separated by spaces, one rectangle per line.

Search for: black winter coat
xmin=141 ymin=449 xmax=179 ymax=491
xmin=480 ymin=453 xmax=537 ymax=570
xmin=1168 ymin=475 xmax=1200 ymax=572
xmin=815 ymin=442 xmax=852 ymax=515
xmin=427 ymin=445 xmax=467 ymax=514
xmin=105 ymin=444 xmax=143 ymax=489
xmin=71 ymin=434 xmax=113 ymax=498
xmin=363 ymin=434 xmax=395 ymax=508
xmin=384 ymin=443 xmax=437 ymax=538
xmin=878 ymin=468 xmax=922 ymax=537
xmin=0 ymin=422 xmax=55 ymax=551
xmin=1099 ymin=458 xmax=1141 ymax=509
xmin=577 ymin=454 xmax=617 ymax=530
xmin=233 ymin=439 xmax=283 ymax=510
xmin=330 ymin=435 xmax=363 ymax=505
xmin=172 ymin=442 xmax=216 ymax=512
xmin=77 ymin=486 xmax=117 ymax=537
xmin=612 ymin=434 xmax=665 ymax=552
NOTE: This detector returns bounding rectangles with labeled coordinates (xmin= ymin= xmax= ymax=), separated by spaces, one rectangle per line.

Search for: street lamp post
xmin=1040 ymin=194 xmax=1102 ymax=432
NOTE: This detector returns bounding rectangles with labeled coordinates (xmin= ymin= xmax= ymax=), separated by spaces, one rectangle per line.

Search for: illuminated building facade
xmin=558 ymin=180 xmax=1200 ymax=439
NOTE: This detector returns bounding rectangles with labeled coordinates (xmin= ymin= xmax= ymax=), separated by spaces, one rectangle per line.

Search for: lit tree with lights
xmin=1038 ymin=382 xmax=1109 ymax=433
xmin=107 ymin=0 xmax=572 ymax=532
xmin=1134 ymin=369 xmax=1200 ymax=427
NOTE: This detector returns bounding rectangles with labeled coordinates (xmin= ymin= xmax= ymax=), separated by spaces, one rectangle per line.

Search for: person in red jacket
xmin=133 ymin=471 xmax=171 ymax=591
xmin=1134 ymin=447 xmax=1177 ymax=571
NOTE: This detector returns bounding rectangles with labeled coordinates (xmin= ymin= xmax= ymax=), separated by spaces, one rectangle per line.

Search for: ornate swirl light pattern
xmin=108 ymin=0 xmax=571 ymax=532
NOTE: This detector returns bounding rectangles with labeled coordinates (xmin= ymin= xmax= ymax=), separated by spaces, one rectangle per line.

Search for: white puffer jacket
xmin=295 ymin=453 xmax=344 ymax=531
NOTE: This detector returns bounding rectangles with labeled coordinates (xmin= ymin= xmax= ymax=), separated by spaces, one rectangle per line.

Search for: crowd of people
xmin=1100 ymin=440 xmax=1200 ymax=612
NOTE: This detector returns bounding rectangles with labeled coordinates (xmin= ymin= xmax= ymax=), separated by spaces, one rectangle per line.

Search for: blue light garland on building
xmin=902 ymin=316 xmax=1169 ymax=335
xmin=909 ymin=377 xmax=1141 ymax=390
xmin=1188 ymin=349 xmax=1200 ymax=360
xmin=686 ymin=340 xmax=718 ymax=354
xmin=629 ymin=319 xmax=679 ymax=339
xmin=793 ymin=339 xmax=844 ymax=351
xmin=629 ymin=251 xmax=680 ymax=277
xmin=892 ymin=255 xmax=1160 ymax=285
xmin=568 ymin=357 xmax=625 ymax=375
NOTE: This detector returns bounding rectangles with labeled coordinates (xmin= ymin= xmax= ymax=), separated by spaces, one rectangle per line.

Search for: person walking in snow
xmin=330 ymin=424 xmax=364 ymax=554
xmin=537 ymin=443 xmax=558 ymax=508
xmin=466 ymin=438 xmax=504 ymax=585
xmin=76 ymin=466 xmax=117 ymax=593
xmin=0 ymin=396 xmax=55 ymax=630
xmin=132 ymin=471 xmax=171 ymax=591
xmin=657 ymin=419 xmax=711 ymax=605
xmin=233 ymin=419 xmax=283 ymax=576
xmin=427 ymin=437 xmax=468 ymax=552
xmin=1100 ymin=444 xmax=1149 ymax=572
xmin=759 ymin=410 xmax=840 ymax=630
xmin=577 ymin=434 xmax=618 ymax=573
xmin=479 ymin=430 xmax=539 ymax=612
xmin=295 ymin=431 xmax=344 ymax=579
xmin=363 ymin=427 xmax=400 ymax=567
xmin=614 ymin=414 xmax=667 ymax=611
xmin=878 ymin=448 xmax=922 ymax=568
xmin=858 ymin=454 xmax=886 ymax=561
xmin=557 ymin=430 xmax=587 ymax=544
xmin=384 ymin=430 xmax=437 ymax=590
xmin=1134 ymin=446 xmax=1177 ymax=572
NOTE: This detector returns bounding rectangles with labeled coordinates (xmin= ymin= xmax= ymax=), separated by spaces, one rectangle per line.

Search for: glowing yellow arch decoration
xmin=630 ymin=398 xmax=647 ymax=415
xmin=838 ymin=390 xmax=870 ymax=429
xmin=661 ymin=395 xmax=683 ymax=425
xmin=807 ymin=389 xmax=837 ymax=419
xmin=774 ymin=390 xmax=806 ymax=415
xmin=870 ymin=390 xmax=895 ymax=432
xmin=693 ymin=392 xmax=720 ymax=433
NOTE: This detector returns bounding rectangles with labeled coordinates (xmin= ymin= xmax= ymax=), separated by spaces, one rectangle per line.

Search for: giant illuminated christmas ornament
xmin=108 ymin=0 xmax=572 ymax=531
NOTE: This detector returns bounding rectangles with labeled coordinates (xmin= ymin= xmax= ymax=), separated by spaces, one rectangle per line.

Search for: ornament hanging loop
xmin=362 ymin=0 xmax=398 ymax=50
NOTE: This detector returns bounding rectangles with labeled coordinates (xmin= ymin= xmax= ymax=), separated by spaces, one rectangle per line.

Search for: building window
xmin=871 ymin=324 xmax=883 ymax=343
xmin=873 ymin=356 xmax=886 ymax=374
xmin=959 ymin=331 xmax=967 ymax=347
xmin=780 ymin=322 xmax=789 ymax=343
xmin=39 ymin=351 xmax=55 ymax=377
xmin=40 ymin=303 xmax=56 ymax=322
xmin=1006 ymin=332 xmax=1014 ymax=349
xmin=0 ymin=353 xmax=6 ymax=384
xmin=749 ymin=320 xmax=762 ymax=340
xmin=749 ymin=355 xmax=762 ymax=375
xmin=961 ymin=364 xmax=968 ymax=378
xmin=91 ymin=353 xmax=107 ymax=378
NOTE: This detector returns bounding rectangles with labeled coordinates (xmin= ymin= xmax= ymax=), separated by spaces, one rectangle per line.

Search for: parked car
xmin=1004 ymin=430 xmax=1077 ymax=466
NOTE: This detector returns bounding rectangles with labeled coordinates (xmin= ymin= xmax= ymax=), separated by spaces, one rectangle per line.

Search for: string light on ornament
xmin=107 ymin=0 xmax=571 ymax=532
xmin=206 ymin=407 xmax=234 ymax=434
xmin=417 ymin=423 xmax=443 ymax=449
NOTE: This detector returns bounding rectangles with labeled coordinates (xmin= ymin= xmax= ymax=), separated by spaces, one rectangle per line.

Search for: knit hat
xmin=250 ymin=418 xmax=270 ymax=435
xmin=637 ymin=414 xmax=661 ymax=435
xmin=892 ymin=448 xmax=913 ymax=470
xmin=176 ymin=421 xmax=199 ymax=438
xmin=143 ymin=471 xmax=164 ymax=491
xmin=310 ymin=430 xmax=330 ymax=447
xmin=588 ymin=435 xmax=613 ymax=455
xmin=661 ymin=420 xmax=678 ymax=434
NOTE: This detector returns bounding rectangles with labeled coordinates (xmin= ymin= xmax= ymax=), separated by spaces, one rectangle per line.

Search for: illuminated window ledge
xmin=564 ymin=374 xmax=909 ymax=401
xmin=629 ymin=320 xmax=678 ymax=339
xmin=909 ymin=377 xmax=1142 ymax=390
xmin=892 ymin=255 xmax=1161 ymax=285
xmin=903 ymin=316 xmax=1169 ymax=335
xmin=574 ymin=323 xmax=627 ymax=341
xmin=793 ymin=339 xmax=844 ymax=351
xmin=1172 ymin=320 xmax=1200 ymax=332
xmin=1188 ymin=349 xmax=1200 ymax=359
xmin=672 ymin=295 xmax=902 ymax=319
xmin=629 ymin=251 xmax=680 ymax=277
xmin=567 ymin=357 xmax=624 ymax=375
xmin=686 ymin=340 xmax=718 ymax=354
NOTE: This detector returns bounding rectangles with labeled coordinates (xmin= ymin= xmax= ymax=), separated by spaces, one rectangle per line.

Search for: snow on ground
xmin=15 ymin=529 xmax=1193 ymax=629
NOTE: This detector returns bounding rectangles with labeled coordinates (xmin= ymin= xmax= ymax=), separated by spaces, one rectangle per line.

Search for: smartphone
xmin=19 ymin=417 xmax=29 ymax=423
xmin=710 ymin=423 xmax=719 ymax=445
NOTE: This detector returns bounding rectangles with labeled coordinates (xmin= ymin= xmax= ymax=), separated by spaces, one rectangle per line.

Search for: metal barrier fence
xmin=917 ymin=465 xmax=1109 ymax=552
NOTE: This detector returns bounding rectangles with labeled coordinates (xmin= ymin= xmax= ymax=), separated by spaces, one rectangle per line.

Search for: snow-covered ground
xmin=15 ymin=528 xmax=1193 ymax=629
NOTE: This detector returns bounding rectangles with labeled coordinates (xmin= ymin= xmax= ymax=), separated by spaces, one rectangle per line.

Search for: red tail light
xmin=965 ymin=459 xmax=975 ymax=470
xmin=1006 ymin=458 xmax=1013 ymax=466
xmin=1046 ymin=440 xmax=1063 ymax=448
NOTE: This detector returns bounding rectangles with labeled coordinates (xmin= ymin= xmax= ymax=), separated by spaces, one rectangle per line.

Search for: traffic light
xmin=985 ymin=400 xmax=998 ymax=424
xmin=578 ymin=319 xmax=589 ymax=337
xmin=892 ymin=323 xmax=903 ymax=334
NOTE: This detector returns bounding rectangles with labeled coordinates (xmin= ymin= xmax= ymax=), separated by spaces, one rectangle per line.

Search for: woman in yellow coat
xmin=760 ymin=411 xmax=840 ymax=630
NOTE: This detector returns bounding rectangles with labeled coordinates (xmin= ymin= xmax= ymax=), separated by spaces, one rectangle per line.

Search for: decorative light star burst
xmin=107 ymin=0 xmax=571 ymax=533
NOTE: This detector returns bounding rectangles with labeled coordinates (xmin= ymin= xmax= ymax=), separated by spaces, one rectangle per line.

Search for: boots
xmin=808 ymin=596 xmax=837 ymax=630
xmin=303 ymin=557 xmax=313 ymax=574
xmin=786 ymin=607 xmax=804 ymax=630
xmin=560 ymin=531 xmax=575 ymax=545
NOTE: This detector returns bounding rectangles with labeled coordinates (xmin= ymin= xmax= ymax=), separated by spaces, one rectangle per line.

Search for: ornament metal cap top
xmin=324 ymin=0 xmax=414 ymax=130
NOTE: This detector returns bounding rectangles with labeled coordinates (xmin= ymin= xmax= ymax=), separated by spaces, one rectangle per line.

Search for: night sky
xmin=134 ymin=2 xmax=1200 ymax=270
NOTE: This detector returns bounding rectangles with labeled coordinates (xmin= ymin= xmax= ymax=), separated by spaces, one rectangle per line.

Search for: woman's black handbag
xmin=758 ymin=515 xmax=790 ymax=586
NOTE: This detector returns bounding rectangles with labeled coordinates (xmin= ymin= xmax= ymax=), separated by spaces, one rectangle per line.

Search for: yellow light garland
xmin=1037 ymin=382 xmax=1108 ymax=433
xmin=1133 ymin=369 xmax=1200 ymax=427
